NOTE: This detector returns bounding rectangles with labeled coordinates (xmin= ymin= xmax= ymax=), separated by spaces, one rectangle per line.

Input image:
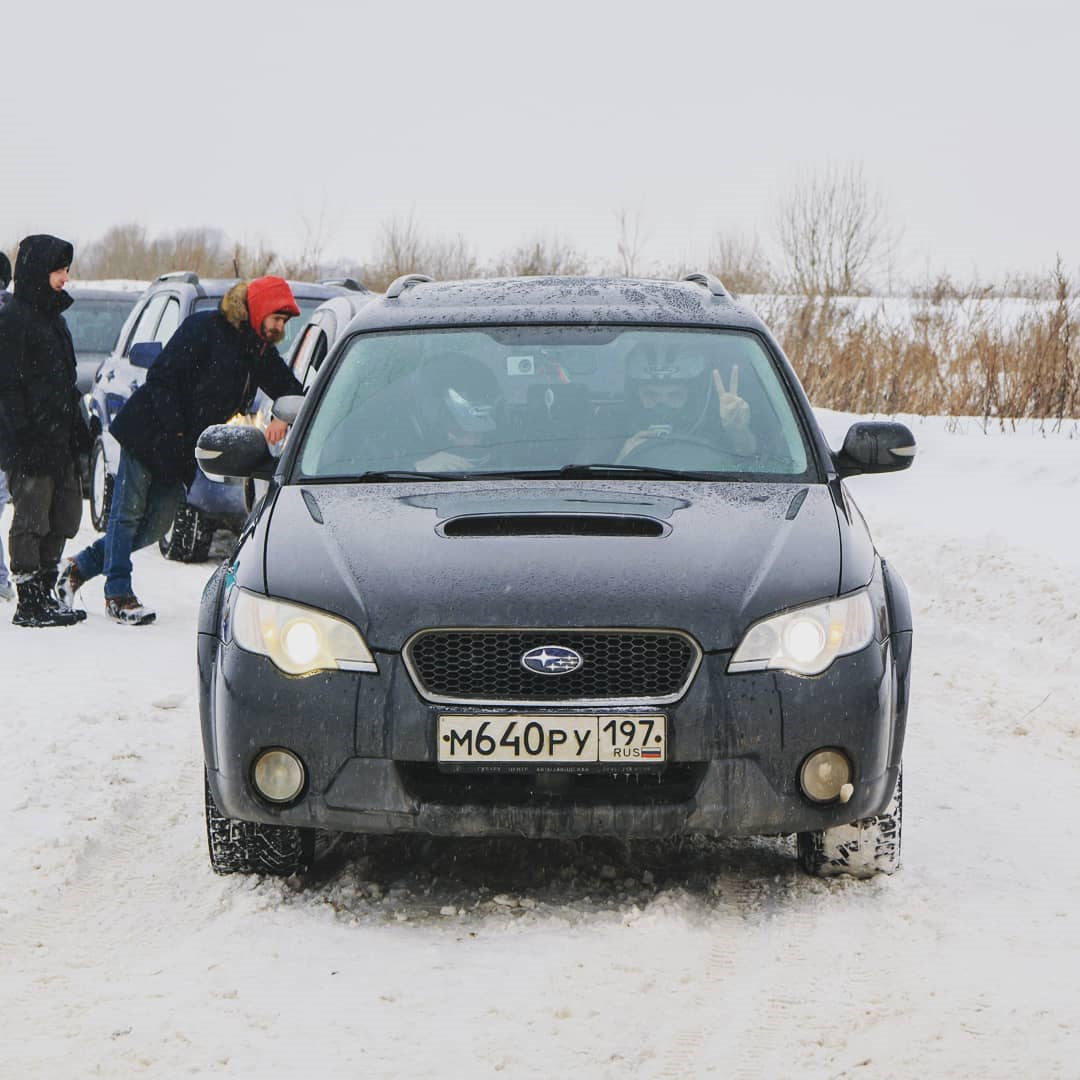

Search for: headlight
xmin=728 ymin=589 xmax=875 ymax=676
xmin=230 ymin=588 xmax=378 ymax=676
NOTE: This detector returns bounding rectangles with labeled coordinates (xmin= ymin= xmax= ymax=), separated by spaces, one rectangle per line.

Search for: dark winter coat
xmin=110 ymin=282 xmax=304 ymax=485
xmin=0 ymin=235 xmax=91 ymax=477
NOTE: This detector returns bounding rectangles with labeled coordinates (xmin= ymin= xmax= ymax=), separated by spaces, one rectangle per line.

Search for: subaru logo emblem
xmin=521 ymin=645 xmax=583 ymax=676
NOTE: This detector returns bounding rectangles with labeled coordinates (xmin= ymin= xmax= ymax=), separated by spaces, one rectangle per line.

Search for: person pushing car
xmin=61 ymin=276 xmax=305 ymax=625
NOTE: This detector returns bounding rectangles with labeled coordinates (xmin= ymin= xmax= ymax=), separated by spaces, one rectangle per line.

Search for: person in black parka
xmin=62 ymin=276 xmax=304 ymax=624
xmin=0 ymin=235 xmax=91 ymax=627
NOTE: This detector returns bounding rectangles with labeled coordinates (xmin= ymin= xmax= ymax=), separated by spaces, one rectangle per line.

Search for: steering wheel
xmin=618 ymin=433 xmax=745 ymax=472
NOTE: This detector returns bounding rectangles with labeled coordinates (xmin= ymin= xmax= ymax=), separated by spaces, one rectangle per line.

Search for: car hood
xmin=262 ymin=481 xmax=843 ymax=652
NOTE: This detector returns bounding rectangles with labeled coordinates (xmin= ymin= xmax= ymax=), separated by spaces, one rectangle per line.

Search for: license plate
xmin=437 ymin=714 xmax=666 ymax=765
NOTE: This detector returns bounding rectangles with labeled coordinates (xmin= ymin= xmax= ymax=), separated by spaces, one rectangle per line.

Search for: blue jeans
xmin=73 ymin=452 xmax=184 ymax=598
xmin=0 ymin=469 xmax=10 ymax=586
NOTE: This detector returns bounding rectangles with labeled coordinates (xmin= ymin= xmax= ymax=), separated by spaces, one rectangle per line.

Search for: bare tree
xmin=776 ymin=164 xmax=896 ymax=296
xmin=78 ymin=223 xmax=278 ymax=280
xmin=426 ymin=234 xmax=482 ymax=281
xmin=78 ymin=224 xmax=156 ymax=278
xmin=278 ymin=202 xmax=336 ymax=280
xmin=613 ymin=208 xmax=647 ymax=277
xmin=706 ymin=230 xmax=775 ymax=294
xmin=229 ymin=239 xmax=277 ymax=279
xmin=491 ymin=235 xmax=590 ymax=277
xmin=357 ymin=214 xmax=479 ymax=290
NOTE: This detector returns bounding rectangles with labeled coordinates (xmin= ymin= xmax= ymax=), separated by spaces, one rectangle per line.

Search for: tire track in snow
xmin=657 ymin=872 xmax=828 ymax=1080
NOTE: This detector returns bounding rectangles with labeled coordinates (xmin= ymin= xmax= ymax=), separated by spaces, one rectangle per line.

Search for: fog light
xmin=253 ymin=749 xmax=305 ymax=803
xmin=799 ymin=748 xmax=853 ymax=803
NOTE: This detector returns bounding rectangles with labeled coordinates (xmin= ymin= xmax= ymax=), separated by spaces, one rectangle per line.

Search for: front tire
xmin=205 ymin=770 xmax=319 ymax=876
xmin=89 ymin=438 xmax=113 ymax=532
xmin=160 ymin=501 xmax=214 ymax=562
xmin=797 ymin=768 xmax=902 ymax=879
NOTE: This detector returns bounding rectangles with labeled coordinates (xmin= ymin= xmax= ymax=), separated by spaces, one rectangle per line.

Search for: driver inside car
xmin=411 ymin=353 xmax=503 ymax=472
xmin=616 ymin=342 xmax=756 ymax=463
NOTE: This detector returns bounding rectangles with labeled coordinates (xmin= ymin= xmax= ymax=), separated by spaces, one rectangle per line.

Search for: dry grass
xmin=759 ymin=264 xmax=1078 ymax=421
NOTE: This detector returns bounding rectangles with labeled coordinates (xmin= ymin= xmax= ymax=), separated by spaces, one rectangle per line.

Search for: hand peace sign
xmin=712 ymin=365 xmax=750 ymax=429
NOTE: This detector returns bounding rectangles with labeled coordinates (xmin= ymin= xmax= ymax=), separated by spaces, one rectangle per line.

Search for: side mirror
xmin=195 ymin=425 xmax=275 ymax=481
xmin=272 ymin=394 xmax=305 ymax=425
xmin=129 ymin=341 xmax=162 ymax=369
xmin=834 ymin=421 xmax=916 ymax=478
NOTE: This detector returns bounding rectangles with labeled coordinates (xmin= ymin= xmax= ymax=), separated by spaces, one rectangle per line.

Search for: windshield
xmin=296 ymin=327 xmax=814 ymax=482
xmin=63 ymin=298 xmax=137 ymax=353
xmin=191 ymin=296 xmax=321 ymax=354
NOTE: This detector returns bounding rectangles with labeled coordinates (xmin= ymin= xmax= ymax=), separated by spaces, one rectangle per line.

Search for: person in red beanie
xmin=61 ymin=276 xmax=304 ymax=624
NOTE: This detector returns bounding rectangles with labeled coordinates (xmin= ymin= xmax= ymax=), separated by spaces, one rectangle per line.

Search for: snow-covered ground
xmin=2 ymin=413 xmax=1078 ymax=1079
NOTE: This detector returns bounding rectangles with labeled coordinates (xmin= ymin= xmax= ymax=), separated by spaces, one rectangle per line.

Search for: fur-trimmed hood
xmin=220 ymin=281 xmax=251 ymax=331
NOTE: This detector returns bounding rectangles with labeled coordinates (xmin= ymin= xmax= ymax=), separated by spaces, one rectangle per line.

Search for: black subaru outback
xmin=196 ymin=273 xmax=914 ymax=879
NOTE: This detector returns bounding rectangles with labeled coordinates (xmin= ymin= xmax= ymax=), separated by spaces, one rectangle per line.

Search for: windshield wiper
xmin=353 ymin=470 xmax=463 ymax=483
xmin=337 ymin=464 xmax=733 ymax=484
xmin=556 ymin=463 xmax=725 ymax=481
xmin=420 ymin=464 xmax=731 ymax=481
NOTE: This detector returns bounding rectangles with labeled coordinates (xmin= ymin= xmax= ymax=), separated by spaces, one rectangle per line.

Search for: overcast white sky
xmin=2 ymin=0 xmax=1076 ymax=286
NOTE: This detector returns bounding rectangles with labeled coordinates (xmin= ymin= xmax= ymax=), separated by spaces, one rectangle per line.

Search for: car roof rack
xmin=681 ymin=272 xmax=727 ymax=297
xmin=155 ymin=271 xmax=200 ymax=285
xmin=320 ymin=277 xmax=370 ymax=293
xmin=385 ymin=273 xmax=433 ymax=299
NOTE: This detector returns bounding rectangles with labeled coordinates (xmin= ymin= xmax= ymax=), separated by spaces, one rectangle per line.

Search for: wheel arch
xmin=882 ymin=559 xmax=913 ymax=771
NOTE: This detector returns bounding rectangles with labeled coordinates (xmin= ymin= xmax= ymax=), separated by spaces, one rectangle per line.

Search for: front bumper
xmin=200 ymin=635 xmax=904 ymax=840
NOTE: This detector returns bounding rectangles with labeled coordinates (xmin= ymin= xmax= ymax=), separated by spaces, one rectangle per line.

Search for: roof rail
xmin=156 ymin=271 xmax=200 ymax=285
xmin=320 ymin=277 xmax=369 ymax=293
xmin=385 ymin=273 xmax=433 ymax=299
xmin=681 ymin=272 xmax=727 ymax=297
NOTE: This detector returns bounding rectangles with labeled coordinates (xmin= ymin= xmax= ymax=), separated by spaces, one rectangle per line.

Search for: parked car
xmin=65 ymin=286 xmax=141 ymax=489
xmin=65 ymin=287 xmax=141 ymax=394
xmin=85 ymin=272 xmax=350 ymax=560
xmin=196 ymin=272 xmax=915 ymax=880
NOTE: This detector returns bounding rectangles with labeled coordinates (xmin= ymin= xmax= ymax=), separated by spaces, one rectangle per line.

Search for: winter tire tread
xmin=204 ymin=770 xmax=320 ymax=877
xmin=89 ymin=439 xmax=113 ymax=533
xmin=160 ymin=502 xmax=214 ymax=563
xmin=797 ymin=768 xmax=902 ymax=879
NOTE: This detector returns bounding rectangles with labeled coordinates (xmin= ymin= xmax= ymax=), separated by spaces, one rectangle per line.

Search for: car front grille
xmin=403 ymin=628 xmax=702 ymax=705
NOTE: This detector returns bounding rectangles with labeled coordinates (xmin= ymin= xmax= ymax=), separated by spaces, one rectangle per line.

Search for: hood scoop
xmin=440 ymin=513 xmax=667 ymax=538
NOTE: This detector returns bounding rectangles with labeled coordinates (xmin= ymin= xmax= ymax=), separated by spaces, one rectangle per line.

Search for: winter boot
xmin=55 ymin=559 xmax=88 ymax=617
xmin=38 ymin=567 xmax=87 ymax=622
xmin=105 ymin=594 xmax=156 ymax=626
xmin=0 ymin=578 xmax=13 ymax=602
xmin=12 ymin=577 xmax=81 ymax=628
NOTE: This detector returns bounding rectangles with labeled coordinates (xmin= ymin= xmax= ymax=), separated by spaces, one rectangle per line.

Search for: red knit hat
xmin=247 ymin=276 xmax=300 ymax=336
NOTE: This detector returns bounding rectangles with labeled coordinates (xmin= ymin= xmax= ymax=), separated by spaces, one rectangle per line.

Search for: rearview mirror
xmin=195 ymin=425 xmax=275 ymax=481
xmin=272 ymin=395 xmax=305 ymax=425
xmin=834 ymin=421 xmax=916 ymax=478
xmin=129 ymin=342 xmax=162 ymax=369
